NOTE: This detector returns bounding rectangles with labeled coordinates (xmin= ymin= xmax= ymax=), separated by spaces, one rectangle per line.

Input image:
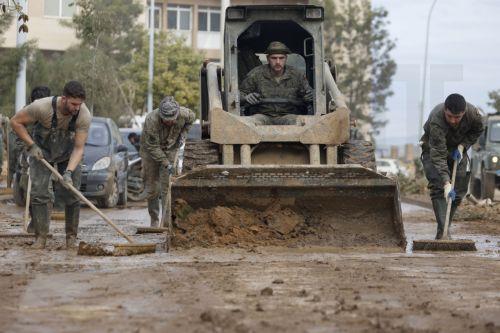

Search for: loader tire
xmin=340 ymin=140 xmax=376 ymax=170
xmin=183 ymin=140 xmax=220 ymax=172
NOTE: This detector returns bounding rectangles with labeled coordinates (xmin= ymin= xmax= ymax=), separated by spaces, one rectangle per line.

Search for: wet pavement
xmin=0 ymin=193 xmax=499 ymax=332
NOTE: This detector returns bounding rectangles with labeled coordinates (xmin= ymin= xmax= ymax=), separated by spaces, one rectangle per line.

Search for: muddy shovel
xmin=40 ymin=158 xmax=156 ymax=256
xmin=413 ymin=158 xmax=476 ymax=251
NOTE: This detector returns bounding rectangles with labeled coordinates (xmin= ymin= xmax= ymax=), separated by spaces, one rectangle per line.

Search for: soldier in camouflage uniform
xmin=140 ymin=96 xmax=195 ymax=228
xmin=239 ymin=41 xmax=313 ymax=125
xmin=420 ymin=93 xmax=484 ymax=239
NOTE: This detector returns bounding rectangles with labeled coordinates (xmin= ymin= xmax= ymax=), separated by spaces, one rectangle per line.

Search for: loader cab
xmin=223 ymin=5 xmax=326 ymax=117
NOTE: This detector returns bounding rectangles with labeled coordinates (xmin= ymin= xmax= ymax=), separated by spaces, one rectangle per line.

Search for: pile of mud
xmin=172 ymin=200 xmax=310 ymax=248
xmin=457 ymin=201 xmax=500 ymax=223
xmin=171 ymin=199 xmax=405 ymax=249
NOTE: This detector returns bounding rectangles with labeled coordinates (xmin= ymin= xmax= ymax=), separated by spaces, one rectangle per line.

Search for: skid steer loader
xmin=176 ymin=5 xmax=406 ymax=249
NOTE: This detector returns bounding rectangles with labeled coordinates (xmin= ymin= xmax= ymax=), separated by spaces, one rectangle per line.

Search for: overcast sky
xmin=372 ymin=0 xmax=500 ymax=147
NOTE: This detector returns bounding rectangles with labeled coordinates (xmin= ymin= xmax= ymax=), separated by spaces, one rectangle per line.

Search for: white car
xmin=376 ymin=158 xmax=409 ymax=177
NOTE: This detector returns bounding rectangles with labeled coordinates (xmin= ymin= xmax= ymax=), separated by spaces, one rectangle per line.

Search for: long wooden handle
xmin=443 ymin=159 xmax=458 ymax=238
xmin=23 ymin=170 xmax=31 ymax=232
xmin=40 ymin=159 xmax=134 ymax=243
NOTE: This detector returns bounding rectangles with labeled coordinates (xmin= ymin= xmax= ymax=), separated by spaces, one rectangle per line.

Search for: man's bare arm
xmin=66 ymin=131 xmax=88 ymax=171
xmin=10 ymin=110 xmax=35 ymax=147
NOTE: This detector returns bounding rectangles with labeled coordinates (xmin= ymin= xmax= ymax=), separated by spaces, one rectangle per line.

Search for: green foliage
xmin=0 ymin=12 xmax=33 ymax=117
xmin=487 ymin=90 xmax=500 ymax=114
xmin=123 ymin=33 xmax=203 ymax=116
xmin=323 ymin=0 xmax=396 ymax=138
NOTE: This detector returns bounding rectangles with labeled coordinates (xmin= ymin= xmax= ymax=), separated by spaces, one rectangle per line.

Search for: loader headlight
xmin=92 ymin=157 xmax=111 ymax=171
xmin=226 ymin=7 xmax=245 ymax=20
xmin=304 ymin=7 xmax=324 ymax=21
xmin=492 ymin=156 xmax=499 ymax=164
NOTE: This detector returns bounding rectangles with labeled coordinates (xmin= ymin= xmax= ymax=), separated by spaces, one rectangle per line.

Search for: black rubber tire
xmin=118 ymin=178 xmax=128 ymax=207
xmin=480 ymin=171 xmax=495 ymax=200
xmin=12 ymin=172 xmax=26 ymax=207
xmin=98 ymin=177 xmax=119 ymax=208
xmin=340 ymin=140 xmax=376 ymax=170
xmin=182 ymin=139 xmax=220 ymax=172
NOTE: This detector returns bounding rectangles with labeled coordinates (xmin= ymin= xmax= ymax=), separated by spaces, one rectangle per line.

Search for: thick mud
xmin=0 ymin=192 xmax=499 ymax=333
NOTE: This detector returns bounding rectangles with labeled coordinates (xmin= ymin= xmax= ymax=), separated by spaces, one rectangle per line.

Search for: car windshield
xmin=377 ymin=161 xmax=390 ymax=167
xmin=86 ymin=122 xmax=110 ymax=146
xmin=490 ymin=121 xmax=500 ymax=142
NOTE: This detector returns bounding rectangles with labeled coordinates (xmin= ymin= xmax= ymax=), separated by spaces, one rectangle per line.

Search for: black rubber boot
xmin=65 ymin=203 xmax=80 ymax=249
xmin=432 ymin=198 xmax=447 ymax=240
xmin=31 ymin=204 xmax=49 ymax=249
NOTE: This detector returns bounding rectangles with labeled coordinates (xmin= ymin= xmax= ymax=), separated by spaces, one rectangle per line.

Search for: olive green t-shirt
xmin=23 ymin=96 xmax=91 ymax=133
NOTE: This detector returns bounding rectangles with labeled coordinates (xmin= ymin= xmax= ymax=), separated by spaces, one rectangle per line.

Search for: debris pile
xmin=172 ymin=199 xmax=309 ymax=248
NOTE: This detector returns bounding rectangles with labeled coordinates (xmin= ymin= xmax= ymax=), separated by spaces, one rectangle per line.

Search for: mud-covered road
xmin=0 ymin=194 xmax=499 ymax=333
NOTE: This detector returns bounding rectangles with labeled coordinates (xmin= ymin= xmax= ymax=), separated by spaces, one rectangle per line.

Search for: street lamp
xmin=418 ymin=0 xmax=438 ymax=140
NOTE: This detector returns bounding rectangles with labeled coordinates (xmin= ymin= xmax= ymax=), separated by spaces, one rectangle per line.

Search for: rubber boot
xmin=431 ymin=198 xmax=447 ymax=240
xmin=27 ymin=205 xmax=35 ymax=233
xmin=446 ymin=203 xmax=460 ymax=239
xmin=31 ymin=204 xmax=49 ymax=249
xmin=65 ymin=203 xmax=80 ymax=249
xmin=148 ymin=198 xmax=160 ymax=227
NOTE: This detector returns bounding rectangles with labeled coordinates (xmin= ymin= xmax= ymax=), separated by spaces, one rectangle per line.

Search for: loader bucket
xmin=172 ymin=165 xmax=406 ymax=249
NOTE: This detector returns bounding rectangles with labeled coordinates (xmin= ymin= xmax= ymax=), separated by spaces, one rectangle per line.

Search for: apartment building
xmin=2 ymin=0 xmax=308 ymax=59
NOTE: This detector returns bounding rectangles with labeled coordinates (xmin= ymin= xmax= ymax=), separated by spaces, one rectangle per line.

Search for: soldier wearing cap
xmin=240 ymin=41 xmax=314 ymax=125
xmin=140 ymin=96 xmax=195 ymax=228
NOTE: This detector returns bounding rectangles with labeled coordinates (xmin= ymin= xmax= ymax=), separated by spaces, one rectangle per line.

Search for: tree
xmin=487 ymin=90 xmax=500 ymax=114
xmin=323 ymin=0 xmax=396 ymax=139
xmin=123 ymin=32 xmax=203 ymax=116
xmin=0 ymin=11 xmax=33 ymax=117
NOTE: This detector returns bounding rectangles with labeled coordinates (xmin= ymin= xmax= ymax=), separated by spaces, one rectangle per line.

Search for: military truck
xmin=470 ymin=113 xmax=500 ymax=200
xmin=177 ymin=4 xmax=406 ymax=248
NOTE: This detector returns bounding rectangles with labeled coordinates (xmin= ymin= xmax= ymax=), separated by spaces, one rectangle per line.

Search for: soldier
xmin=10 ymin=81 xmax=91 ymax=249
xmin=141 ymin=96 xmax=195 ymax=229
xmin=420 ymin=93 xmax=484 ymax=239
xmin=240 ymin=41 xmax=314 ymax=125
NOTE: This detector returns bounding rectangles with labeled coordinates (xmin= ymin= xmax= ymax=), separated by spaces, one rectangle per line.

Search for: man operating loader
xmin=240 ymin=41 xmax=314 ymax=125
xmin=10 ymin=81 xmax=91 ymax=249
xmin=141 ymin=96 xmax=195 ymax=229
xmin=420 ymin=93 xmax=483 ymax=239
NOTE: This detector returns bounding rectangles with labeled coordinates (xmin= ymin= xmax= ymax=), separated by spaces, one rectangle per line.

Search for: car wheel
xmin=98 ymin=177 xmax=119 ymax=208
xmin=118 ymin=178 xmax=128 ymax=207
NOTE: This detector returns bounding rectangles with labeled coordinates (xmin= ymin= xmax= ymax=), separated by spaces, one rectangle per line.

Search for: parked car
xmin=376 ymin=158 xmax=409 ymax=177
xmin=119 ymin=128 xmax=146 ymax=201
xmin=81 ymin=117 xmax=128 ymax=208
xmin=470 ymin=113 xmax=500 ymax=200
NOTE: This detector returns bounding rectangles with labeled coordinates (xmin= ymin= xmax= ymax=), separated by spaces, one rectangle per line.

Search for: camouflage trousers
xmin=142 ymin=153 xmax=173 ymax=227
xmin=29 ymin=158 xmax=81 ymax=237
xmin=421 ymin=152 xmax=470 ymax=204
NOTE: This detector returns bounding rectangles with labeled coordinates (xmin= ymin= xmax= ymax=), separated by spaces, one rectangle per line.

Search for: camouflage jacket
xmin=140 ymin=107 xmax=195 ymax=164
xmin=421 ymin=102 xmax=484 ymax=183
xmin=239 ymin=64 xmax=312 ymax=116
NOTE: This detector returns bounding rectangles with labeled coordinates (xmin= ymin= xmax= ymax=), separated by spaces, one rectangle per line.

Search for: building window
xmin=198 ymin=6 xmax=220 ymax=32
xmin=147 ymin=4 xmax=162 ymax=30
xmin=167 ymin=4 xmax=191 ymax=31
xmin=44 ymin=0 xmax=75 ymax=18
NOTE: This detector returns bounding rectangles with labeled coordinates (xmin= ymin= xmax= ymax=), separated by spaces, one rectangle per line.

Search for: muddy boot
xmin=31 ymin=204 xmax=49 ymax=249
xmin=445 ymin=203 xmax=460 ymax=239
xmin=65 ymin=203 xmax=80 ymax=249
xmin=432 ymin=198 xmax=447 ymax=240
xmin=148 ymin=199 xmax=160 ymax=227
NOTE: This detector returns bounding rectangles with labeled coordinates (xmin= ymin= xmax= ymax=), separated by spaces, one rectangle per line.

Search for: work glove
xmin=244 ymin=92 xmax=261 ymax=105
xmin=444 ymin=182 xmax=456 ymax=201
xmin=161 ymin=160 xmax=174 ymax=175
xmin=304 ymin=89 xmax=314 ymax=102
xmin=63 ymin=170 xmax=73 ymax=187
xmin=27 ymin=143 xmax=44 ymax=160
xmin=451 ymin=144 xmax=464 ymax=162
